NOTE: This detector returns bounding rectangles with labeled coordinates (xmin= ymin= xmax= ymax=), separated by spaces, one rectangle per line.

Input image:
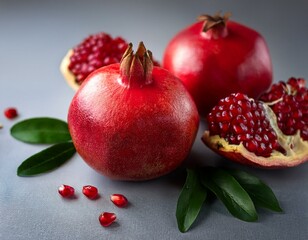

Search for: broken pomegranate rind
xmin=202 ymin=131 xmax=308 ymax=168
xmin=60 ymin=49 xmax=80 ymax=91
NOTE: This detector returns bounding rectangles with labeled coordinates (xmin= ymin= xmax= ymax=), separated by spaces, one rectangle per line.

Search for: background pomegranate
xmin=60 ymin=32 xmax=129 ymax=90
xmin=60 ymin=32 xmax=160 ymax=91
xmin=202 ymin=78 xmax=308 ymax=168
xmin=68 ymin=42 xmax=199 ymax=181
xmin=162 ymin=12 xmax=273 ymax=117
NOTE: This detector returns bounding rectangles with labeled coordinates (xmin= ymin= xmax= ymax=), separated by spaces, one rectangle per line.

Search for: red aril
xmin=99 ymin=212 xmax=116 ymax=227
xmin=259 ymin=77 xmax=307 ymax=140
xmin=163 ymin=12 xmax=273 ymax=117
xmin=4 ymin=107 xmax=18 ymax=119
xmin=58 ymin=184 xmax=75 ymax=198
xmin=82 ymin=185 xmax=98 ymax=199
xmin=68 ymin=42 xmax=199 ymax=180
xmin=202 ymin=78 xmax=308 ymax=168
xmin=110 ymin=194 xmax=128 ymax=207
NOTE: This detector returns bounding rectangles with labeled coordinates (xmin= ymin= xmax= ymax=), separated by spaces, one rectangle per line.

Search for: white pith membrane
xmin=60 ymin=49 xmax=80 ymax=91
xmin=203 ymin=97 xmax=308 ymax=168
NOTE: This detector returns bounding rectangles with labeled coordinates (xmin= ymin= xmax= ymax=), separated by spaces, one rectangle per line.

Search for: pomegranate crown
xmin=120 ymin=42 xmax=154 ymax=87
xmin=198 ymin=12 xmax=231 ymax=34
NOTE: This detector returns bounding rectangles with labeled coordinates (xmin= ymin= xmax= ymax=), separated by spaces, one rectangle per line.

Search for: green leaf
xmin=17 ymin=142 xmax=76 ymax=176
xmin=176 ymin=169 xmax=207 ymax=233
xmin=11 ymin=117 xmax=71 ymax=144
xmin=226 ymin=169 xmax=283 ymax=212
xmin=200 ymin=168 xmax=258 ymax=222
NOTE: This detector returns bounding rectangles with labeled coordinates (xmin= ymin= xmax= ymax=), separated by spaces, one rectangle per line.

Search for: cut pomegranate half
xmin=60 ymin=32 xmax=128 ymax=90
xmin=202 ymin=78 xmax=308 ymax=168
xmin=60 ymin=32 xmax=160 ymax=90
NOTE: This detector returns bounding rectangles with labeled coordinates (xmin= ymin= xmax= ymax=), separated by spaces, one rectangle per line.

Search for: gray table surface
xmin=1 ymin=0 xmax=307 ymax=239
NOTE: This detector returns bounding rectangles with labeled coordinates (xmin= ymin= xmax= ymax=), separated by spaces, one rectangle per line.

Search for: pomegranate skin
xmin=163 ymin=17 xmax=273 ymax=117
xmin=68 ymin=64 xmax=199 ymax=181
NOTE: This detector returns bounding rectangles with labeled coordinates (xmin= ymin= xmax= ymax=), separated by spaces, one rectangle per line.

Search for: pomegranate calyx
xmin=198 ymin=12 xmax=231 ymax=38
xmin=120 ymin=42 xmax=154 ymax=88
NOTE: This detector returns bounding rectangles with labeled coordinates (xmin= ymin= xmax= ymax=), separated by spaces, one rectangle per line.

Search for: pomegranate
xmin=202 ymin=78 xmax=308 ymax=168
xmin=162 ymin=12 xmax=273 ymax=117
xmin=68 ymin=42 xmax=199 ymax=181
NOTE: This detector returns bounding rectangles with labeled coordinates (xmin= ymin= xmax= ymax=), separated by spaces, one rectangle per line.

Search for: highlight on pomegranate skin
xmin=202 ymin=78 xmax=308 ymax=168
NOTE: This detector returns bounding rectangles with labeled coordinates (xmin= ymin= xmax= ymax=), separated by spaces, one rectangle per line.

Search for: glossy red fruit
xmin=58 ymin=184 xmax=75 ymax=198
xmin=82 ymin=185 xmax=98 ymax=199
xmin=99 ymin=212 xmax=116 ymax=227
xmin=68 ymin=42 xmax=199 ymax=181
xmin=202 ymin=78 xmax=308 ymax=168
xmin=163 ymin=12 xmax=273 ymax=117
xmin=4 ymin=107 xmax=18 ymax=119
xmin=110 ymin=194 xmax=128 ymax=207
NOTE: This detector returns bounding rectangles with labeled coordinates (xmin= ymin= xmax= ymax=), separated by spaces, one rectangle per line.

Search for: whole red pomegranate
xmin=202 ymin=78 xmax=308 ymax=168
xmin=68 ymin=42 xmax=199 ymax=181
xmin=163 ymin=12 xmax=273 ymax=117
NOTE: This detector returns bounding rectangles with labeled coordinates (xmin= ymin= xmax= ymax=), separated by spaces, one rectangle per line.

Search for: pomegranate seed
xmin=58 ymin=184 xmax=75 ymax=198
xmin=82 ymin=185 xmax=98 ymax=199
xmin=99 ymin=212 xmax=116 ymax=227
xmin=4 ymin=107 xmax=18 ymax=119
xmin=110 ymin=194 xmax=128 ymax=207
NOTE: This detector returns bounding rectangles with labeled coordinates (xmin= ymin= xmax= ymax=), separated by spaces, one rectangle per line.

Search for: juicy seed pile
xmin=259 ymin=77 xmax=308 ymax=140
xmin=68 ymin=32 xmax=128 ymax=84
xmin=207 ymin=93 xmax=280 ymax=157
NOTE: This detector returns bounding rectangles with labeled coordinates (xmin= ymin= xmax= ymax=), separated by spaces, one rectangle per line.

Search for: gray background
xmin=0 ymin=0 xmax=307 ymax=239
